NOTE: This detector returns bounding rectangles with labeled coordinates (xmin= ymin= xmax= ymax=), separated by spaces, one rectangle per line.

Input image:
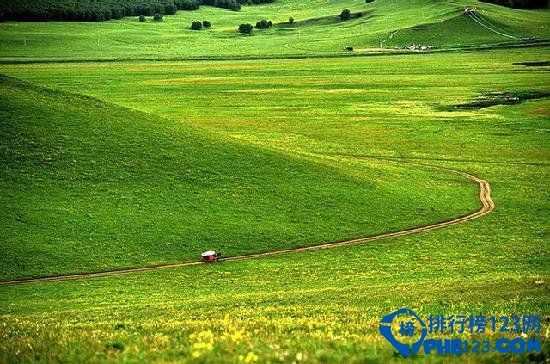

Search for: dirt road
xmin=0 ymin=166 xmax=494 ymax=286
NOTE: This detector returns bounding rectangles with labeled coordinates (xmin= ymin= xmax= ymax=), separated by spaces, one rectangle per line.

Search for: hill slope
xmin=0 ymin=0 xmax=547 ymax=61
xmin=0 ymin=75 xmax=478 ymax=280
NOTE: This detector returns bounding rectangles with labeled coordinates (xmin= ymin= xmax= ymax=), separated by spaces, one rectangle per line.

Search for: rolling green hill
xmin=0 ymin=74 xmax=478 ymax=280
xmin=0 ymin=0 xmax=548 ymax=61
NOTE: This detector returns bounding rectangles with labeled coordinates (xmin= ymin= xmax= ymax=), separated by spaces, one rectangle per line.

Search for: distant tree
xmin=289 ymin=16 xmax=294 ymax=25
xmin=177 ymin=0 xmax=200 ymax=10
xmin=111 ymin=9 xmax=123 ymax=19
xmin=202 ymin=20 xmax=211 ymax=28
xmin=340 ymin=9 xmax=351 ymax=21
xmin=152 ymin=4 xmax=164 ymax=14
xmin=365 ymin=0 xmax=374 ymax=3
xmin=255 ymin=19 xmax=272 ymax=29
xmin=191 ymin=21 xmax=203 ymax=30
xmin=139 ymin=15 xmax=146 ymax=22
xmin=239 ymin=0 xmax=275 ymax=3
xmin=202 ymin=0 xmax=241 ymax=11
xmin=153 ymin=13 xmax=163 ymax=21
xmin=136 ymin=5 xmax=153 ymax=16
xmin=356 ymin=12 xmax=363 ymax=17
xmin=164 ymin=2 xmax=178 ymax=15
xmin=238 ymin=23 xmax=253 ymax=34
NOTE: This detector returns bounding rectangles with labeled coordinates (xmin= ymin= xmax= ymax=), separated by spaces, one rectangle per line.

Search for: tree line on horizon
xmin=0 ymin=0 xmax=275 ymax=22
xmin=479 ymin=0 xmax=548 ymax=9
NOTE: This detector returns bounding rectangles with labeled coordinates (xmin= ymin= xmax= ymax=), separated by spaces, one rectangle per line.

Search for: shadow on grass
xmin=438 ymin=90 xmax=550 ymax=111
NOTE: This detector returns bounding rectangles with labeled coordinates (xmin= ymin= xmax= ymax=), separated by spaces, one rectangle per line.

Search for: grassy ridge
xmin=0 ymin=0 xmax=547 ymax=61
xmin=0 ymin=75 xmax=478 ymax=280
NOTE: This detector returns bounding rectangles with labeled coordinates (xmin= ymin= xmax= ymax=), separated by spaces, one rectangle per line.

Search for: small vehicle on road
xmin=201 ymin=250 xmax=221 ymax=263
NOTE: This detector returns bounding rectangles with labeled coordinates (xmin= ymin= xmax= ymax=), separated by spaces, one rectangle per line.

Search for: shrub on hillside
xmin=191 ymin=21 xmax=202 ymax=29
xmin=340 ymin=9 xmax=351 ymax=21
xmin=255 ymin=19 xmax=272 ymax=29
xmin=139 ymin=14 xmax=146 ymax=22
xmin=238 ymin=23 xmax=253 ymax=34
xmin=288 ymin=16 xmax=294 ymax=25
xmin=153 ymin=12 xmax=163 ymax=21
xmin=202 ymin=20 xmax=211 ymax=28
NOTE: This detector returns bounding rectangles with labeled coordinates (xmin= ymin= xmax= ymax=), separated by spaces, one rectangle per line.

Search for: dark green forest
xmin=479 ymin=0 xmax=548 ymax=9
xmin=0 ymin=0 xmax=275 ymax=22
xmin=0 ymin=0 xmax=546 ymax=22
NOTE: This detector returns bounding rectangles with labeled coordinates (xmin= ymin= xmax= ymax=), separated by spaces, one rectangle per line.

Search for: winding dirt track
xmin=0 ymin=166 xmax=494 ymax=286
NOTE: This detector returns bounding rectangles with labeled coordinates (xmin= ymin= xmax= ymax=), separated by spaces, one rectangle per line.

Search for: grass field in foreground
xmin=0 ymin=160 xmax=547 ymax=363
xmin=0 ymin=0 xmax=548 ymax=60
xmin=0 ymin=45 xmax=548 ymax=362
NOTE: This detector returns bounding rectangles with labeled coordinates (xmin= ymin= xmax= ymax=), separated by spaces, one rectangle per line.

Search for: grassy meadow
xmin=0 ymin=74 xmax=478 ymax=280
xmin=0 ymin=0 xmax=549 ymax=362
xmin=0 ymin=0 xmax=548 ymax=61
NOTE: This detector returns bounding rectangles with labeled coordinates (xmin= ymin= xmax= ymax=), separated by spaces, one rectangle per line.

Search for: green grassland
xmin=0 ymin=0 xmax=549 ymax=362
xmin=3 ymin=49 xmax=548 ymax=163
xmin=1 ymin=48 xmax=548 ymax=362
xmin=0 ymin=75 xmax=478 ymax=280
xmin=0 ymin=0 xmax=548 ymax=61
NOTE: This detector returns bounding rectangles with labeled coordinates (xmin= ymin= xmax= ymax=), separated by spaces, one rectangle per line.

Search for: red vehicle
xmin=201 ymin=250 xmax=220 ymax=263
